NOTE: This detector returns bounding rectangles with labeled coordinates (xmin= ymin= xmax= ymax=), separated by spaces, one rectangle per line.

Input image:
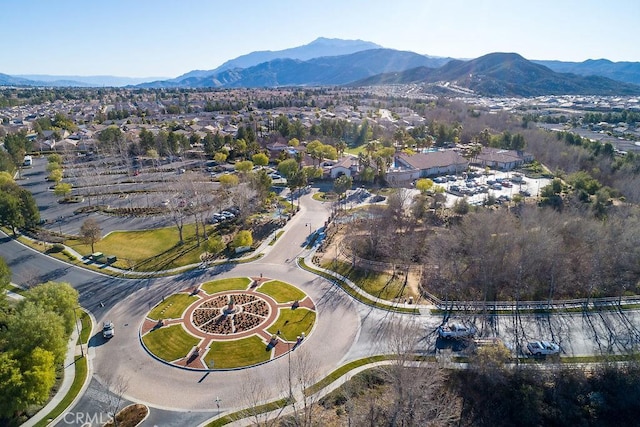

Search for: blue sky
xmin=2 ymin=0 xmax=638 ymax=77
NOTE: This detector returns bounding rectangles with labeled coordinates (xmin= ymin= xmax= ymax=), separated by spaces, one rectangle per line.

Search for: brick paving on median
xmin=140 ymin=277 xmax=315 ymax=369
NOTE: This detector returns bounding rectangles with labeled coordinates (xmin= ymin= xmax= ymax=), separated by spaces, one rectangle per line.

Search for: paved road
xmin=83 ymin=191 xmax=363 ymax=411
xmin=5 ymin=181 xmax=640 ymax=425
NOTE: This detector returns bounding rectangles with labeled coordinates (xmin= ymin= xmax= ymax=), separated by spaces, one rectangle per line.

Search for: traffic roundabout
xmin=140 ymin=276 xmax=316 ymax=370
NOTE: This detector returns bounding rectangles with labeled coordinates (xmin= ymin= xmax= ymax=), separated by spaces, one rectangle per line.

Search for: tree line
xmin=0 ymin=261 xmax=80 ymax=424
xmin=345 ymin=190 xmax=640 ymax=302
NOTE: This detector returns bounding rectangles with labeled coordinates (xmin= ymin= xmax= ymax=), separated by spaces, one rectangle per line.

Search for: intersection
xmin=4 ymin=188 xmax=640 ymax=426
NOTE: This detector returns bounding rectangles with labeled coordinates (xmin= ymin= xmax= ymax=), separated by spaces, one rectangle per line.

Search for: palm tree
xmin=365 ymin=140 xmax=378 ymax=158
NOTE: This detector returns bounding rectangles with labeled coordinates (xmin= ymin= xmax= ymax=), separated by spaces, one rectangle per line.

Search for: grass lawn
xmin=313 ymin=191 xmax=338 ymax=202
xmin=201 ymin=277 xmax=251 ymax=294
xmin=258 ymin=280 xmax=306 ymax=303
xmin=321 ymin=259 xmax=414 ymax=301
xmin=7 ymin=283 xmax=27 ymax=295
xmin=298 ymin=258 xmax=420 ymax=315
xmin=147 ymin=294 xmax=198 ymax=320
xmin=33 ymin=356 xmax=87 ymax=427
xmin=304 ymin=355 xmax=390 ymax=396
xmin=269 ymin=230 xmax=284 ymax=245
xmin=142 ymin=324 xmax=201 ymax=362
xmin=65 ymin=223 xmax=213 ymax=272
xmin=205 ymin=399 xmax=289 ymax=427
xmin=345 ymin=144 xmax=366 ymax=156
xmin=203 ymin=335 xmax=270 ymax=369
xmin=79 ymin=310 xmax=91 ymax=343
xmin=267 ymin=308 xmax=316 ymax=341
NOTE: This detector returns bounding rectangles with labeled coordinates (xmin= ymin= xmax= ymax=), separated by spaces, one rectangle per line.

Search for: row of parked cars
xmin=208 ymin=206 xmax=240 ymax=224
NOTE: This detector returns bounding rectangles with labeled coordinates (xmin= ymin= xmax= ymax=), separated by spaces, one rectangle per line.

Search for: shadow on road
xmin=88 ymin=331 xmax=111 ymax=349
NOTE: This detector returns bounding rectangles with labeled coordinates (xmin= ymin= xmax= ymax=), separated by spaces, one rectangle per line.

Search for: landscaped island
xmin=140 ymin=277 xmax=316 ymax=370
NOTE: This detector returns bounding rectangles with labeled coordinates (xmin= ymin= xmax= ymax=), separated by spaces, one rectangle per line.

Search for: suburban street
xmin=3 ymin=187 xmax=640 ymax=426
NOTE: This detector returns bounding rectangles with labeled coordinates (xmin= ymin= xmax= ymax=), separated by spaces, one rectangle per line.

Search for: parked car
xmin=527 ymin=341 xmax=560 ymax=356
xmin=103 ymin=321 xmax=115 ymax=339
xmin=211 ymin=213 xmax=226 ymax=222
xmin=438 ymin=323 xmax=477 ymax=339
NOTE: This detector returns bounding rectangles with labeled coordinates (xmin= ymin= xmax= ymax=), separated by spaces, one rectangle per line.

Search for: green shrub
xmin=49 ymin=243 xmax=65 ymax=253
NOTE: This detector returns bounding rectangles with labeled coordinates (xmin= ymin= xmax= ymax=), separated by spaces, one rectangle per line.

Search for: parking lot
xmin=438 ymin=169 xmax=552 ymax=207
xmin=20 ymin=154 xmax=231 ymax=236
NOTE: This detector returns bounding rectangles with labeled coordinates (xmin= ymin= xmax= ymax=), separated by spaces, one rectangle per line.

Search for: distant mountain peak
xmin=173 ymin=37 xmax=382 ymax=81
xmin=308 ymin=36 xmax=376 ymax=46
xmin=584 ymin=58 xmax=613 ymax=64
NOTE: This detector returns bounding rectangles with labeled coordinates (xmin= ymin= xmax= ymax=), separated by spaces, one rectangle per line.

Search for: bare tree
xmin=237 ymin=371 xmax=283 ymax=427
xmin=80 ymin=217 xmax=102 ymax=253
xmin=101 ymin=374 xmax=130 ymax=427
xmin=164 ymin=176 xmax=193 ymax=244
xmin=380 ymin=321 xmax=461 ymax=427
xmin=288 ymin=347 xmax=321 ymax=427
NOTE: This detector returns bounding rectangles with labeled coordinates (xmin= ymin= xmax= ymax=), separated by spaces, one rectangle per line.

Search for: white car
xmin=103 ymin=321 xmax=115 ymax=339
xmin=438 ymin=323 xmax=477 ymax=339
xmin=527 ymin=341 xmax=560 ymax=356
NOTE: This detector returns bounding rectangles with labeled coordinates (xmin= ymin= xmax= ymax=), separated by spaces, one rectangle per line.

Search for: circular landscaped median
xmin=140 ymin=276 xmax=316 ymax=370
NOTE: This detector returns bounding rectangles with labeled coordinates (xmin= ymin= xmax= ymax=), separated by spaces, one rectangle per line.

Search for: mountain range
xmin=141 ymin=48 xmax=451 ymax=89
xmin=353 ymin=52 xmax=640 ymax=97
xmin=2 ymin=37 xmax=640 ymax=96
xmin=0 ymin=73 xmax=168 ymax=88
xmin=173 ymin=37 xmax=385 ymax=81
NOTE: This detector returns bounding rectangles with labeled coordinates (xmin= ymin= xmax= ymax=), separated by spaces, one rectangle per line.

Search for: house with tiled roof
xmin=388 ymin=151 xmax=469 ymax=184
xmin=328 ymin=156 xmax=359 ymax=178
xmin=473 ymin=147 xmax=534 ymax=171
